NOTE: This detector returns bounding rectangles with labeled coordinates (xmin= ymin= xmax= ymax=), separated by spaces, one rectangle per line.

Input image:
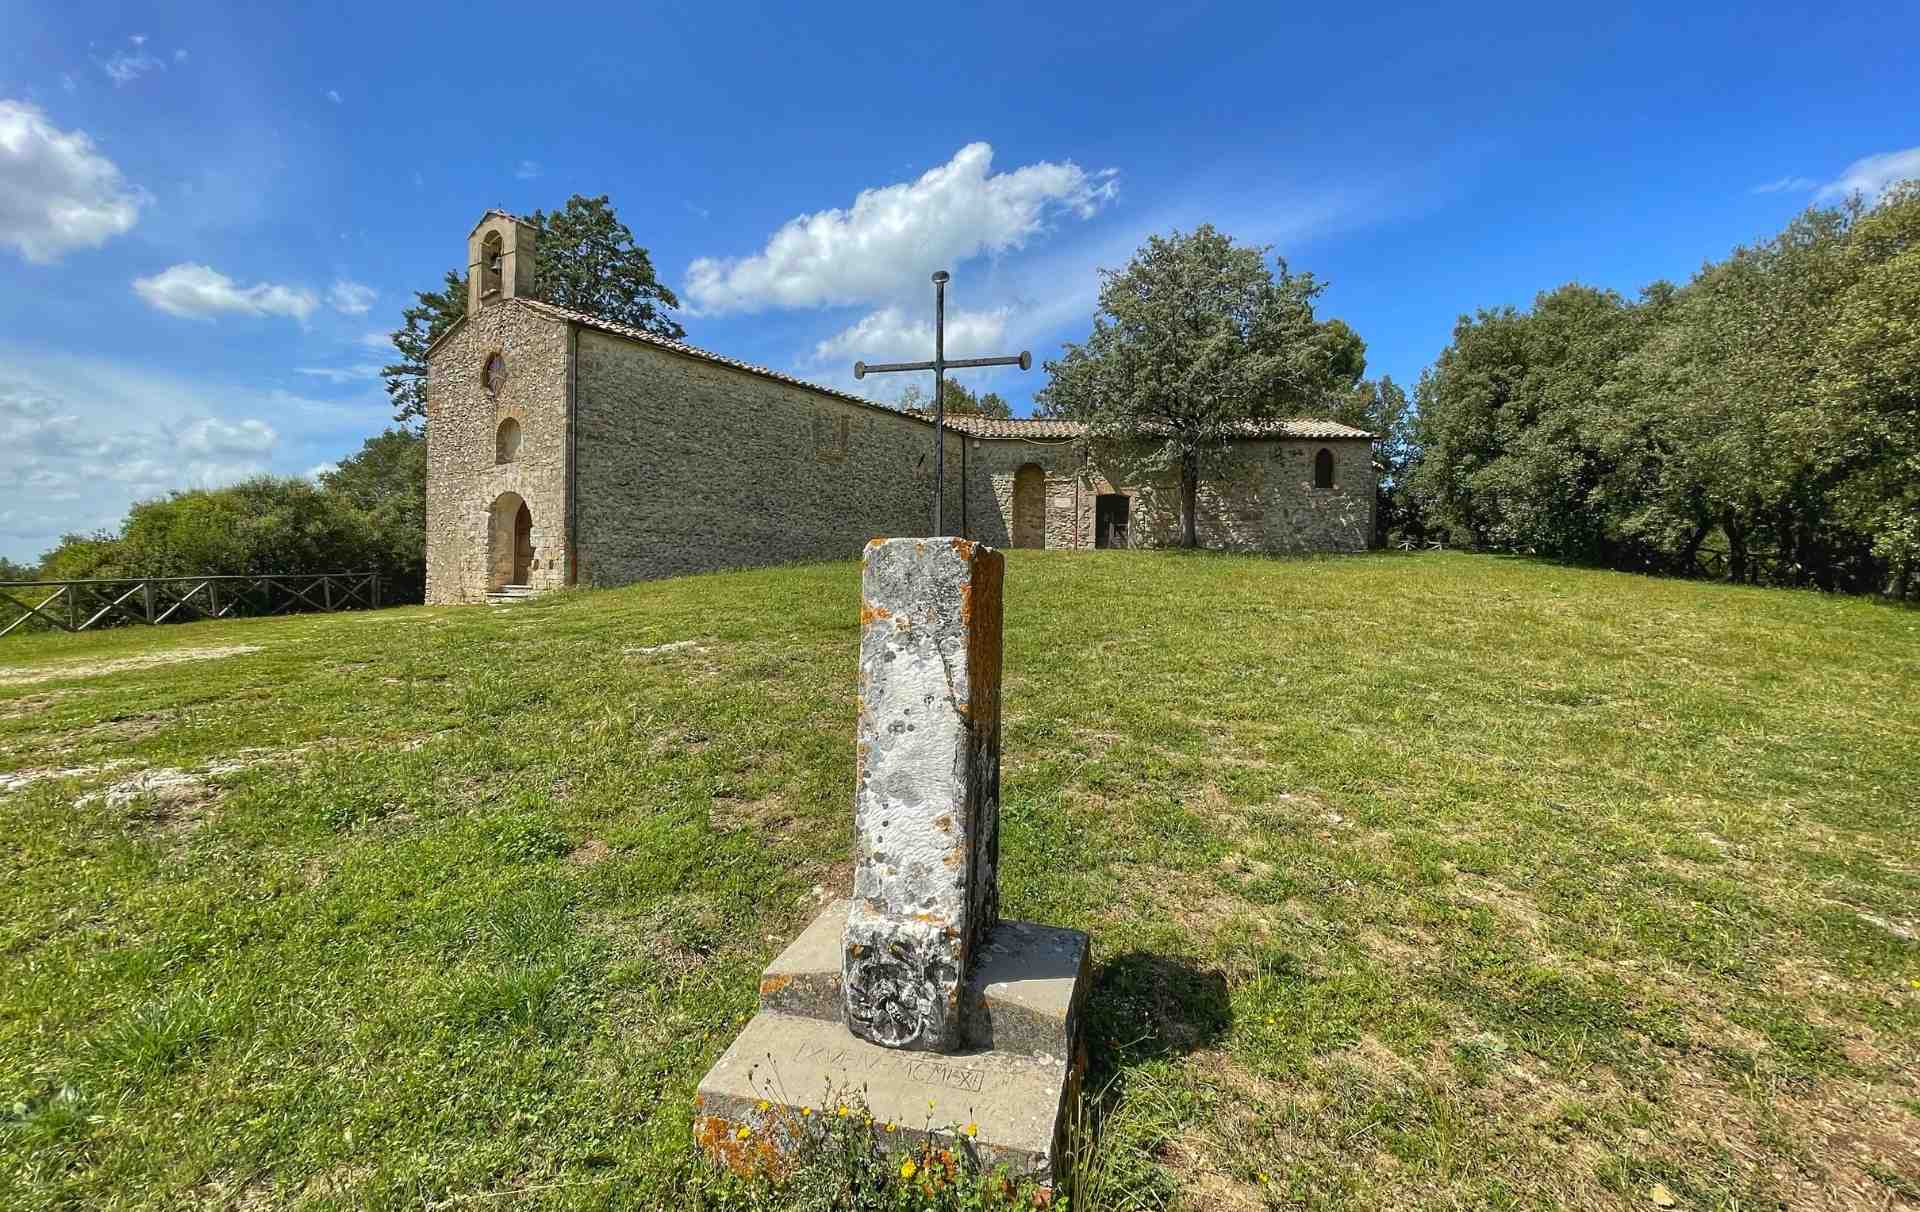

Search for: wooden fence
xmin=0 ymin=573 xmax=381 ymax=638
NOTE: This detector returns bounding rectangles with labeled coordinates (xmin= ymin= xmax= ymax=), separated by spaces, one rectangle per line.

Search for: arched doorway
xmin=1011 ymin=463 xmax=1045 ymax=548
xmin=488 ymin=492 xmax=534 ymax=590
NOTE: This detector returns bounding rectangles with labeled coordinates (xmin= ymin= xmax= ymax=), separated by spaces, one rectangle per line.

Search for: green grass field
xmin=2 ymin=551 xmax=1916 ymax=1210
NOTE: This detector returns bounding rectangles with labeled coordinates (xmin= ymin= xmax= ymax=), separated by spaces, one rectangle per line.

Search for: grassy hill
xmin=2 ymin=551 xmax=1916 ymax=1210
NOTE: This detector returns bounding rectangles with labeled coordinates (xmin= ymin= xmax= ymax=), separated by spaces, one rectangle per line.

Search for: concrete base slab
xmin=697 ymin=904 xmax=1091 ymax=1183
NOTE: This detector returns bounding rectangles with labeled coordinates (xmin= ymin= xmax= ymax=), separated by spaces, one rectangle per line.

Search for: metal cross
xmin=854 ymin=270 xmax=1031 ymax=536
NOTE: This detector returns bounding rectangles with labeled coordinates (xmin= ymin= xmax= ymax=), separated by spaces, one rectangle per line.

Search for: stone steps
xmin=484 ymin=584 xmax=539 ymax=605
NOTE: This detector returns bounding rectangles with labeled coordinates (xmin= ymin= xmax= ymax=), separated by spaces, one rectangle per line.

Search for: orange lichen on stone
xmin=693 ymin=1114 xmax=787 ymax=1179
xmin=859 ymin=602 xmax=892 ymax=625
xmin=759 ymin=973 xmax=793 ymax=998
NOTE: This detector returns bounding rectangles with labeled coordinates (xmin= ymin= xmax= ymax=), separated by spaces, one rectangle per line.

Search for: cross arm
xmin=853 ymin=359 xmax=934 ymax=378
xmin=853 ymin=351 xmax=1031 ymax=379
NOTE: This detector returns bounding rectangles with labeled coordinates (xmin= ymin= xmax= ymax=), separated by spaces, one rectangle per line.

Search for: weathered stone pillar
xmin=842 ymin=537 xmax=1002 ymax=1053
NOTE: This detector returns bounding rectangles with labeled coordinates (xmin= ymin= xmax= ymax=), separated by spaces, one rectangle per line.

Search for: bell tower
xmin=467 ymin=210 xmax=538 ymax=312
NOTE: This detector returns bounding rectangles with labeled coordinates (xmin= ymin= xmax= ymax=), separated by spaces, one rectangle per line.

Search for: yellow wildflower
xmin=755 ymin=1099 xmax=769 ymax=1112
xmin=735 ymin=1125 xmax=750 ymax=1140
xmin=885 ymin=1121 xmax=897 ymax=1133
xmin=1257 ymin=1172 xmax=1270 ymax=1185
xmin=900 ymin=1158 xmax=918 ymax=1180
xmin=801 ymin=1107 xmax=813 ymax=1117
xmin=837 ymin=1105 xmax=850 ymax=1118
xmin=964 ymin=1122 xmax=978 ymax=1138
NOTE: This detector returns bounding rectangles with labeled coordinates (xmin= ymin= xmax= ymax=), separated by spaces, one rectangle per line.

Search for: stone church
xmin=424 ymin=210 xmax=1377 ymax=604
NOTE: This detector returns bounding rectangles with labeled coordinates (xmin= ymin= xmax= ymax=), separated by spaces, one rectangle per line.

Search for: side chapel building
xmin=424 ymin=210 xmax=1377 ymax=603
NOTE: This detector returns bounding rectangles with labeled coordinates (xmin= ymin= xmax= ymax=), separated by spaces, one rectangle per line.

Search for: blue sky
xmin=2 ymin=0 xmax=1915 ymax=562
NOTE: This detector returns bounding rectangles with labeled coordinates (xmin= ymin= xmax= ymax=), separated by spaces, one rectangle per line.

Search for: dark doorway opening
xmin=1095 ymin=493 xmax=1130 ymax=549
xmin=512 ymin=503 xmax=533 ymax=584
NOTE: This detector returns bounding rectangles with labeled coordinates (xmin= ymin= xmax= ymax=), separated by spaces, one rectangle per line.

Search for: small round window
xmin=482 ymin=352 xmax=506 ymax=397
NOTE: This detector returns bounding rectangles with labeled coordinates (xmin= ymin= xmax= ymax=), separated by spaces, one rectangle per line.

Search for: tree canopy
xmin=1037 ymin=225 xmax=1355 ymax=546
xmin=1408 ymin=183 xmax=1919 ymax=595
xmin=894 ymin=379 xmax=1014 ymax=419
xmin=383 ymin=194 xmax=682 ymax=426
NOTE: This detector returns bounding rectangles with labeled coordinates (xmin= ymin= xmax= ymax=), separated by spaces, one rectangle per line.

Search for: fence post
xmin=209 ymin=580 xmax=219 ymax=619
xmin=323 ymin=576 xmax=333 ymax=611
xmin=65 ymin=586 xmax=77 ymax=633
xmin=371 ymin=575 xmax=381 ymax=610
xmin=142 ymin=579 xmax=156 ymax=624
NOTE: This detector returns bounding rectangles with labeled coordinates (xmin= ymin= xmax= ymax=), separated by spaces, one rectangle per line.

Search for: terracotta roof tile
xmin=918 ymin=412 xmax=1374 ymax=441
xmin=452 ymin=299 xmax=1375 ymax=444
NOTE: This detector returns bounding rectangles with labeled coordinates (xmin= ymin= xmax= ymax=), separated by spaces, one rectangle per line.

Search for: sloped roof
xmin=514 ymin=298 xmax=897 ymax=413
xmin=431 ymin=297 xmax=1375 ymax=442
xmin=918 ymin=412 xmax=1374 ymax=441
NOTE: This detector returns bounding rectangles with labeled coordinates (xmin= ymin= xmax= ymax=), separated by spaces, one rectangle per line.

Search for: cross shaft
xmin=852 ymin=270 xmax=1031 ymax=535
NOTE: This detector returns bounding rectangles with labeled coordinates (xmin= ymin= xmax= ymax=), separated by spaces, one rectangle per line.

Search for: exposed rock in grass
xmin=0 ymin=644 xmax=263 ymax=687
xmin=0 ymin=758 xmax=135 ymax=793
xmin=624 ymin=639 xmax=709 ymax=656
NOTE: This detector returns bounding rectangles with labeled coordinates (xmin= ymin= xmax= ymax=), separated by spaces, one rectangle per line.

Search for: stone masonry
xmin=423 ymin=210 xmax=1377 ymax=602
xmin=844 ymin=539 xmax=1003 ymax=1053
xmin=695 ymin=539 xmax=1090 ymax=1185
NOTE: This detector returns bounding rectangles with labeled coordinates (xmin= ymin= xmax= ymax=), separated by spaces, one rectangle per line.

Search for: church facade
xmin=423 ymin=211 xmax=1377 ymax=604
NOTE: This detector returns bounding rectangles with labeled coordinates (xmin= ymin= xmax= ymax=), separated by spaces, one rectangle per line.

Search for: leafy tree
xmin=1404 ymin=185 xmax=1920 ymax=596
xmin=320 ymin=428 xmax=428 ymax=600
xmin=526 ymin=195 xmax=683 ymax=336
xmin=110 ymin=478 xmax=381 ymax=578
xmin=895 ymin=380 xmax=1014 ymax=418
xmin=384 ymin=194 xmax=682 ymax=427
xmin=0 ymin=556 xmax=35 ymax=581
xmin=36 ymin=532 xmax=125 ymax=582
xmin=383 ymin=271 xmax=466 ymax=428
xmin=1411 ymin=285 xmax=1653 ymax=562
xmin=1038 ymin=225 xmax=1352 ymax=547
xmin=1811 ymin=181 xmax=1920 ymax=595
xmin=1328 ymin=375 xmax=1417 ymax=545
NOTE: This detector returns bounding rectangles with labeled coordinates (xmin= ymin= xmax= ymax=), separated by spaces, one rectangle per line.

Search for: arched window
xmin=496 ymin=417 xmax=522 ymax=464
xmin=480 ymin=232 xmax=504 ymax=297
xmin=1313 ymin=447 xmax=1335 ymax=490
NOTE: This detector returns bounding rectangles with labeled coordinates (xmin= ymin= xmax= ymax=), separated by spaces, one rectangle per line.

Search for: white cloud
xmin=59 ymin=73 xmax=77 ymax=93
xmin=515 ymin=159 xmax=542 ymax=180
xmin=1752 ymin=176 xmax=1815 ymax=195
xmin=100 ymin=36 xmax=165 ymax=85
xmin=174 ymin=49 xmax=189 ymax=63
xmin=0 ymin=378 xmax=278 ymax=555
xmin=307 ymin=462 xmax=337 ymax=481
xmin=326 ymin=89 xmax=342 ymax=104
xmin=177 ymin=416 xmax=276 ymax=455
xmin=0 ymin=100 xmax=147 ymax=263
xmin=327 ymin=279 xmax=377 ymax=315
xmin=0 ymin=349 xmax=384 ymax=560
xmin=295 ymin=363 xmax=384 ymax=384
xmin=811 ymin=304 xmax=1010 ymax=366
xmin=355 ymin=330 xmax=393 ymax=352
xmin=685 ymin=142 xmax=1118 ymax=314
xmin=133 ymin=263 xmax=318 ymax=321
xmin=1818 ymin=147 xmax=1920 ymax=202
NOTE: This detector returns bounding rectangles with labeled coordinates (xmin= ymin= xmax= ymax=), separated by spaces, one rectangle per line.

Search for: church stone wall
xmin=424 ymin=302 xmax=573 ymax=604
xmin=571 ymin=330 xmax=965 ymax=584
xmin=958 ymin=434 xmax=1374 ymax=553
